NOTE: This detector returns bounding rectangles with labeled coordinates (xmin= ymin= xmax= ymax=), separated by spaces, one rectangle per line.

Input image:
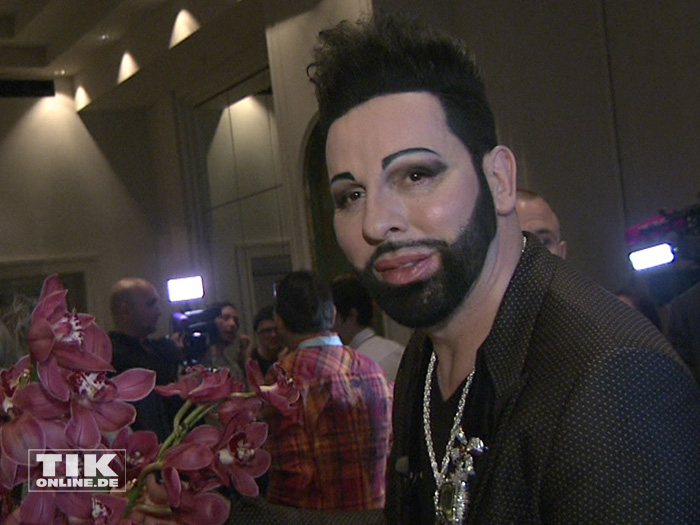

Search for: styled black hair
xmin=275 ymin=271 xmax=335 ymax=334
xmin=253 ymin=304 xmax=275 ymax=332
xmin=208 ymin=301 xmax=238 ymax=345
xmin=309 ymin=13 xmax=498 ymax=169
xmin=331 ymin=274 xmax=373 ymax=327
xmin=210 ymin=300 xmax=237 ymax=314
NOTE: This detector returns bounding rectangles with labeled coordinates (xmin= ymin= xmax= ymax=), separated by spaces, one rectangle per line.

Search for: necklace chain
xmin=423 ymin=352 xmax=475 ymax=512
xmin=422 ymin=235 xmax=523 ymax=520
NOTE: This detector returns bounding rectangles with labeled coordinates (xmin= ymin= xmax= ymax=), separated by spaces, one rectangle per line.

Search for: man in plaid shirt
xmin=264 ymin=270 xmax=393 ymax=511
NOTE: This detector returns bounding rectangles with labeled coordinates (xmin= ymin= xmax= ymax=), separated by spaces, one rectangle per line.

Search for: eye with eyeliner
xmin=392 ymin=159 xmax=447 ymax=187
xmin=332 ymin=185 xmax=365 ymax=210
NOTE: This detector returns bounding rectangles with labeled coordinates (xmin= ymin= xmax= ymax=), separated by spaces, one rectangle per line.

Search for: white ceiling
xmin=0 ymin=0 xmax=171 ymax=78
xmin=0 ymin=0 xmax=270 ymax=109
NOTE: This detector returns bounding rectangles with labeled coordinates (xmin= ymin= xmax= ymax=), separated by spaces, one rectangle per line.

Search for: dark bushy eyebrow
xmin=330 ymin=172 xmax=355 ymax=185
xmin=381 ymin=147 xmax=439 ymax=169
xmin=330 ymin=147 xmax=439 ymax=185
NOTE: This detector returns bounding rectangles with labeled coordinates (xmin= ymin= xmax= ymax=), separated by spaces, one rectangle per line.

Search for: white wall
xmin=0 ymin=93 xmax=161 ymax=331
xmin=199 ymin=91 xmax=291 ymax=334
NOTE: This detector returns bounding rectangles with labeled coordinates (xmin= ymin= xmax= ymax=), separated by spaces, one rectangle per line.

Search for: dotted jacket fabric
xmin=386 ymin=232 xmax=700 ymax=524
xmin=228 ymin=495 xmax=385 ymax=524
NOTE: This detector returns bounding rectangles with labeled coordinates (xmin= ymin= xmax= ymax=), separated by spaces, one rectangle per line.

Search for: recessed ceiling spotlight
xmin=54 ymin=69 xmax=66 ymax=77
xmin=98 ymin=33 xmax=110 ymax=41
xmin=169 ymin=10 xmax=200 ymax=48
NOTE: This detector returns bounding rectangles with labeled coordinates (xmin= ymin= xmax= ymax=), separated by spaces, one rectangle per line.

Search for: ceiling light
xmin=117 ymin=52 xmax=139 ymax=83
xmin=169 ymin=9 xmax=201 ymax=48
xmin=75 ymin=85 xmax=90 ymax=111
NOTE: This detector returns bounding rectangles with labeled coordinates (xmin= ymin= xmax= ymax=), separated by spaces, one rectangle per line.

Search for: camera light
xmin=167 ymin=276 xmax=204 ymax=302
xmin=628 ymin=243 xmax=675 ymax=271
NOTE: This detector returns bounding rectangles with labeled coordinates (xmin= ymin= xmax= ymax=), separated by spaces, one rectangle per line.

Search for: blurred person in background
xmin=200 ymin=301 xmax=246 ymax=382
xmin=248 ymin=304 xmax=286 ymax=376
xmin=516 ymin=188 xmax=567 ymax=258
xmin=109 ymin=277 xmax=183 ymax=441
xmin=265 ymin=270 xmax=392 ymax=511
xmin=331 ymin=274 xmax=404 ymax=381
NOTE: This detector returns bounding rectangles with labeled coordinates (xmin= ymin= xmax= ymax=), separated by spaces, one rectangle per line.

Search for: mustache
xmin=365 ymin=238 xmax=449 ymax=271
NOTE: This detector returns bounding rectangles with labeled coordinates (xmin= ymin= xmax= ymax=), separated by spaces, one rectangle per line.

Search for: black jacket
xmin=110 ymin=332 xmax=183 ymax=442
xmin=386 ymin=233 xmax=700 ymax=523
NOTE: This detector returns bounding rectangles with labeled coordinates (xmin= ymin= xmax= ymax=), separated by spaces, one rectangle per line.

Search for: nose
xmin=361 ymin=186 xmax=408 ymax=244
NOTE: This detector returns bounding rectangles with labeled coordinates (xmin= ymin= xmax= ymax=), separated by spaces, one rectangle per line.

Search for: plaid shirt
xmin=264 ymin=334 xmax=393 ymax=511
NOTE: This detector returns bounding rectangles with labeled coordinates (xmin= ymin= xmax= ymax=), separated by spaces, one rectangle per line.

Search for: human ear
xmin=483 ymin=146 xmax=517 ymax=216
xmin=559 ymin=240 xmax=568 ymax=259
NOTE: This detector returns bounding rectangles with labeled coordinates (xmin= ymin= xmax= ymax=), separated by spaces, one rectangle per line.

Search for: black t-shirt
xmin=417 ymin=346 xmax=494 ymax=524
xmin=109 ymin=332 xmax=184 ymax=442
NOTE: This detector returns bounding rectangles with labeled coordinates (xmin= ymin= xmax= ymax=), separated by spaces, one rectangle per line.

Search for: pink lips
xmin=373 ymin=250 xmax=440 ymax=285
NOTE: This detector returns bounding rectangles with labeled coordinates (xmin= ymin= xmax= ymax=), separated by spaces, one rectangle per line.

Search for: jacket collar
xmin=480 ymin=232 xmax=558 ymax=402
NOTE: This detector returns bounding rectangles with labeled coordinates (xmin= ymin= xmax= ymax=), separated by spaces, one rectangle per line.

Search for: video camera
xmin=171 ymin=307 xmax=221 ymax=366
xmin=625 ymin=201 xmax=700 ymax=303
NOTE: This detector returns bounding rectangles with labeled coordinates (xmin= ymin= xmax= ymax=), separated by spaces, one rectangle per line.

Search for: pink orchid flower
xmin=181 ymin=405 xmax=269 ymax=498
xmin=174 ymin=487 xmax=230 ymax=525
xmin=216 ymin=396 xmax=262 ymax=428
xmin=155 ymin=365 xmax=243 ymax=404
xmin=28 ymin=275 xmax=114 ymax=369
xmin=27 ymin=275 xmax=115 ymax=402
xmin=55 ymin=491 xmax=128 ymax=525
xmin=11 ymin=490 xmax=60 ymax=525
xmin=132 ymin=473 xmax=230 ymax=525
xmin=214 ymin=420 xmax=270 ymax=497
xmin=246 ymin=360 xmax=299 ymax=415
xmin=36 ymin=323 xmax=115 ymax=403
xmin=65 ymin=368 xmax=156 ymax=449
xmin=0 ymin=357 xmax=68 ymax=467
xmin=112 ymin=428 xmax=160 ymax=485
xmin=161 ymin=442 xmax=215 ymax=507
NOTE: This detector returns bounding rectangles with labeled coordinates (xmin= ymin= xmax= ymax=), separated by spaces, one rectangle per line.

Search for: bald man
xmin=110 ymin=277 xmax=162 ymax=340
xmin=516 ymin=189 xmax=567 ymax=258
xmin=109 ymin=277 xmax=183 ymax=441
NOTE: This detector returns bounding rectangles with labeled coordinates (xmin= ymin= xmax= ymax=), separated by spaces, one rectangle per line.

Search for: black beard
xmin=357 ymin=178 xmax=496 ymax=328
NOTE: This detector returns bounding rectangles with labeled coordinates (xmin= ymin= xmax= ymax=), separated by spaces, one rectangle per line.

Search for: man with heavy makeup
xmin=309 ymin=14 xmax=700 ymax=524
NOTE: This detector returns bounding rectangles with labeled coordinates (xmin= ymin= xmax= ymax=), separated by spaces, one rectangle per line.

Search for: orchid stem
xmin=128 ymin=390 xmax=261 ymax=516
xmin=156 ymin=399 xmax=193 ymax=460
xmin=123 ymin=461 xmax=163 ymax=516
xmin=133 ymin=503 xmax=174 ymax=516
xmin=172 ymin=399 xmax=193 ymax=434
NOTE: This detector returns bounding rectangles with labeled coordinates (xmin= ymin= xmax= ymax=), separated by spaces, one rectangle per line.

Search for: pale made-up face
xmin=215 ymin=305 xmax=239 ymax=345
xmin=516 ymin=196 xmax=567 ymax=258
xmin=326 ymin=92 xmax=497 ymax=328
xmin=326 ymin=91 xmax=483 ymax=286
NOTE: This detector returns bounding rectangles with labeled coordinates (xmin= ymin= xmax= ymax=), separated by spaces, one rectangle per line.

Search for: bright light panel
xmin=167 ymin=276 xmax=204 ymax=302
xmin=628 ymin=243 xmax=675 ymax=271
